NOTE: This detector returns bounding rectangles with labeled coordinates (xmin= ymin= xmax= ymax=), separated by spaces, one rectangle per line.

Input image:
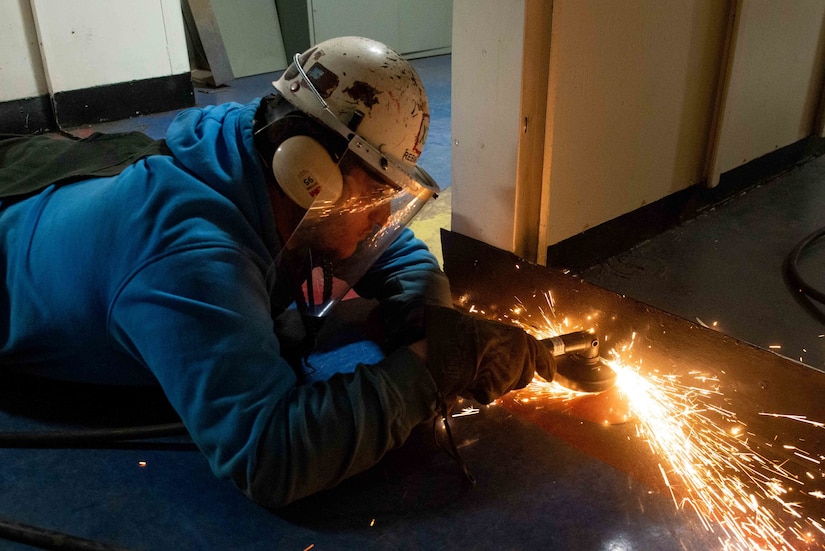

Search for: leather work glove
xmin=423 ymin=306 xmax=555 ymax=404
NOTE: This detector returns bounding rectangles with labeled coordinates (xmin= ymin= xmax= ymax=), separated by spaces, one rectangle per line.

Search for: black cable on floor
xmin=785 ymin=227 xmax=825 ymax=305
xmin=0 ymin=517 xmax=132 ymax=551
xmin=0 ymin=423 xmax=191 ymax=549
xmin=0 ymin=422 xmax=188 ymax=448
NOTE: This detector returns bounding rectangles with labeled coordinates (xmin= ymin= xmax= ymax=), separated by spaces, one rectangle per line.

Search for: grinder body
xmin=542 ymin=331 xmax=617 ymax=393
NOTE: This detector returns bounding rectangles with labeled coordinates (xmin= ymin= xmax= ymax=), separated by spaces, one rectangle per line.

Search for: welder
xmin=0 ymin=37 xmax=555 ymax=507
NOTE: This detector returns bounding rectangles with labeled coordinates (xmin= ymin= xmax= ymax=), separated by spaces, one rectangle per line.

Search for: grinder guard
xmin=542 ymin=331 xmax=618 ymax=393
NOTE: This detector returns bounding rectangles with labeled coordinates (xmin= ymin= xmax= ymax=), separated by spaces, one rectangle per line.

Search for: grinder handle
xmin=542 ymin=330 xmax=600 ymax=360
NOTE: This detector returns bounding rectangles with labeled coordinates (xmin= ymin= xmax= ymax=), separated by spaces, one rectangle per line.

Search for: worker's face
xmin=310 ymin=163 xmax=392 ymax=260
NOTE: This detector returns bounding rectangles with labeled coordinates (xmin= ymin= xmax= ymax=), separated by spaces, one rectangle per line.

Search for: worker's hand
xmin=423 ymin=306 xmax=555 ymax=404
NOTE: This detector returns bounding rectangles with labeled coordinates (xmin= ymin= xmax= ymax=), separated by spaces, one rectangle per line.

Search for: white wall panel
xmin=708 ymin=0 xmax=825 ymax=186
xmin=308 ymin=0 xmax=451 ymax=58
xmin=209 ymin=0 xmax=288 ymax=78
xmin=542 ymin=0 xmax=728 ymax=247
xmin=30 ymin=0 xmax=189 ymax=93
xmin=451 ymin=0 xmax=526 ymax=253
xmin=0 ymin=0 xmax=47 ymax=102
xmin=452 ymin=0 xmax=730 ymax=260
xmin=161 ymin=0 xmax=192 ymax=75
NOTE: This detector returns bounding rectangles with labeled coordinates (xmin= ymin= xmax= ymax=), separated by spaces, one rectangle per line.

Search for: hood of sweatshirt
xmin=163 ymin=100 xmax=281 ymax=256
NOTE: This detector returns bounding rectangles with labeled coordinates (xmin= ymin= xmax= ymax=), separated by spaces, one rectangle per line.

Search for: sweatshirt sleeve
xmin=353 ymin=228 xmax=453 ymax=346
xmin=108 ymin=245 xmax=438 ymax=507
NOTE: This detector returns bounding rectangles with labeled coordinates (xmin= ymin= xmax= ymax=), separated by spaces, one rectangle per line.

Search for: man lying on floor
xmin=0 ymin=36 xmax=554 ymax=507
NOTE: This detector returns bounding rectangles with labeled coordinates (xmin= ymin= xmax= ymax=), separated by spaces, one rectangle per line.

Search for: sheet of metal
xmin=442 ymin=229 xmax=825 ymax=549
xmin=182 ymin=0 xmax=235 ymax=86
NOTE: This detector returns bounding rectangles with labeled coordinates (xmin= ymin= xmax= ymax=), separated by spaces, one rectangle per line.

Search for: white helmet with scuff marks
xmin=274 ymin=36 xmax=430 ymax=172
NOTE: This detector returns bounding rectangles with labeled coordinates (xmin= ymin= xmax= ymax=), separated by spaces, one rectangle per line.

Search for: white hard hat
xmin=274 ymin=36 xmax=430 ymax=171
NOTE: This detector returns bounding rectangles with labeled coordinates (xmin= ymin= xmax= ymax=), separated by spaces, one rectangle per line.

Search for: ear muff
xmin=271 ymin=135 xmax=343 ymax=209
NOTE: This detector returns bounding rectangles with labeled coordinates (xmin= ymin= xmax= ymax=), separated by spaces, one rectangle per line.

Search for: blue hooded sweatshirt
xmin=0 ymin=100 xmax=451 ymax=506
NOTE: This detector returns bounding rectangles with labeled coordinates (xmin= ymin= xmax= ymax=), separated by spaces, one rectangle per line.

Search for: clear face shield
xmin=276 ymin=152 xmax=437 ymax=319
xmin=272 ymin=54 xmax=440 ymax=320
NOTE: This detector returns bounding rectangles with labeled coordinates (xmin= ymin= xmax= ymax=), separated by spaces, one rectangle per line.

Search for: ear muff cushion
xmin=272 ymin=135 xmax=343 ymax=209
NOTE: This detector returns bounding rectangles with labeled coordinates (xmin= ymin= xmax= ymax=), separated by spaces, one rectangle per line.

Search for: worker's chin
xmin=318 ymin=242 xmax=358 ymax=261
xmin=333 ymin=244 xmax=359 ymax=260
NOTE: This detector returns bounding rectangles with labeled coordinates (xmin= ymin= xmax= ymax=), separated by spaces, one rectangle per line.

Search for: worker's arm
xmin=353 ymin=228 xmax=452 ymax=347
xmin=109 ymin=245 xmax=439 ymax=508
xmin=109 ymin=242 xmax=550 ymax=508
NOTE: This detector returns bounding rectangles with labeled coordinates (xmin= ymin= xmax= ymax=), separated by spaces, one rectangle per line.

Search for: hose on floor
xmin=0 ymin=422 xmax=188 ymax=448
xmin=0 ymin=422 xmax=190 ymax=550
xmin=785 ymin=227 xmax=825 ymax=305
xmin=0 ymin=518 xmax=131 ymax=551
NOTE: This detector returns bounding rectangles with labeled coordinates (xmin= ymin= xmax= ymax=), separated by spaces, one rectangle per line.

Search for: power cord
xmin=0 ymin=422 xmax=188 ymax=449
xmin=0 ymin=422 xmax=191 ymax=549
xmin=0 ymin=518 xmax=131 ymax=551
xmin=785 ymin=227 xmax=825 ymax=305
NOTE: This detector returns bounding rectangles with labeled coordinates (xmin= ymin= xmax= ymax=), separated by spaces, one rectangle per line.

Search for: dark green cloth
xmin=0 ymin=131 xmax=170 ymax=198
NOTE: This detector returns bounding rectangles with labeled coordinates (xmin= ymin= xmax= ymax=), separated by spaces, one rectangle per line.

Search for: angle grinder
xmin=541 ymin=330 xmax=617 ymax=393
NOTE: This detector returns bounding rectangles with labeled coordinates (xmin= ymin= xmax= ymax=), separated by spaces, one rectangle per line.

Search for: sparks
xmin=452 ymin=406 xmax=481 ymax=418
xmin=484 ymin=296 xmax=825 ymax=550
xmin=759 ymin=414 xmax=825 ymax=430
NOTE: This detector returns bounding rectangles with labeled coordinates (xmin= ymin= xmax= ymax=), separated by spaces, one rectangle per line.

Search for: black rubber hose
xmin=0 ymin=423 xmax=190 ymax=549
xmin=786 ymin=227 xmax=825 ymax=305
xmin=0 ymin=517 xmax=131 ymax=550
xmin=0 ymin=422 xmax=187 ymax=448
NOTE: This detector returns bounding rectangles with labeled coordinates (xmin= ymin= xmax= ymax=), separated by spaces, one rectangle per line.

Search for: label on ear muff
xmin=272 ymin=135 xmax=343 ymax=209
